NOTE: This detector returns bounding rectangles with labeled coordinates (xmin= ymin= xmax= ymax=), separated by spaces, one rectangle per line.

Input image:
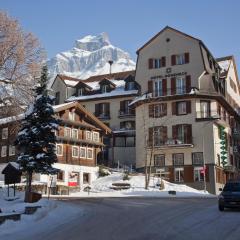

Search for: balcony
xmin=195 ymin=111 xmax=220 ymax=121
xmin=94 ymin=112 xmax=111 ymax=120
xmin=118 ymin=109 xmax=135 ymax=118
xmin=152 ymin=87 xmax=188 ymax=98
xmin=148 ymin=138 xmax=193 ymax=149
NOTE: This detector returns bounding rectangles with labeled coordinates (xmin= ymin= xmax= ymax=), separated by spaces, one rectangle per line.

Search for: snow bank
xmin=67 ymin=173 xmax=213 ymax=198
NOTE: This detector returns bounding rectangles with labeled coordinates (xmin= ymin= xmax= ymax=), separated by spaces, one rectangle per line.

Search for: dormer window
xmin=78 ymin=88 xmax=84 ymax=96
xmin=126 ymin=81 xmax=135 ymax=90
xmin=102 ymin=85 xmax=109 ymax=93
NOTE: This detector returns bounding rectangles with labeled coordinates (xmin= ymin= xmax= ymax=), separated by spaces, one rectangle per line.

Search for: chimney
xmin=108 ymin=60 xmax=113 ymax=75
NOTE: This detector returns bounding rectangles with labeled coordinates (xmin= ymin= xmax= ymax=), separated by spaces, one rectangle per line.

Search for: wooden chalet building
xmin=0 ymin=102 xmax=111 ymax=193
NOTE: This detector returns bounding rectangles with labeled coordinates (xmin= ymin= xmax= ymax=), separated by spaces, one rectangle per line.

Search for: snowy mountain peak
xmin=48 ymin=32 xmax=135 ymax=83
xmin=75 ymin=32 xmax=111 ymax=52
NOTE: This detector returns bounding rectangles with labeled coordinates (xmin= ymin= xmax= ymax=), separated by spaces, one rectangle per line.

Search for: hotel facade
xmin=132 ymin=26 xmax=240 ymax=194
xmin=49 ymin=26 xmax=240 ymax=194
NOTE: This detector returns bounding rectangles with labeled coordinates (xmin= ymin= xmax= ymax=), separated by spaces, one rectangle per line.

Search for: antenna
xmin=108 ymin=60 xmax=113 ymax=75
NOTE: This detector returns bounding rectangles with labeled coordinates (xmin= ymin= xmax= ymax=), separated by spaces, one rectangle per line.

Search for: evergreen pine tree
xmin=15 ymin=65 xmax=59 ymax=202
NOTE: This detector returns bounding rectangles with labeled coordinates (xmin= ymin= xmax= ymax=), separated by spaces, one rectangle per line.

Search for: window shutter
xmin=163 ymin=103 xmax=167 ymax=117
xmin=148 ymin=80 xmax=153 ymax=93
xmin=148 ymin=59 xmax=153 ymax=69
xmin=162 ymin=78 xmax=167 ymax=96
xmin=171 ymin=55 xmax=176 ymax=66
xmin=106 ymin=103 xmax=110 ymax=116
xmin=149 ymin=104 xmax=154 ymax=118
xmin=172 ymin=102 xmax=176 ymax=115
xmin=185 ymin=52 xmax=190 ymax=63
xmin=172 ymin=125 xmax=177 ymax=140
xmin=171 ymin=77 xmax=176 ymax=95
xmin=148 ymin=127 xmax=153 ymax=146
xmin=161 ymin=57 xmax=166 ymax=67
xmin=120 ymin=101 xmax=125 ymax=113
xmin=95 ymin=104 xmax=99 ymax=116
xmin=163 ymin=126 xmax=168 ymax=143
xmin=185 ymin=124 xmax=192 ymax=144
xmin=186 ymin=75 xmax=191 ymax=93
xmin=186 ymin=101 xmax=191 ymax=114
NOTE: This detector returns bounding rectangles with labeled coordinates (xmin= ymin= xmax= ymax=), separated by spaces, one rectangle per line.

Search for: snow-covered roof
xmin=53 ymin=102 xmax=77 ymax=111
xmin=64 ymin=80 xmax=79 ymax=87
xmin=217 ymin=60 xmax=231 ymax=73
xmin=0 ymin=114 xmax=24 ymax=125
xmin=67 ymin=89 xmax=138 ymax=102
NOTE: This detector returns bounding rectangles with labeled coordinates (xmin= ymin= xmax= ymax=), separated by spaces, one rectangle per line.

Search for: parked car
xmin=218 ymin=181 xmax=240 ymax=211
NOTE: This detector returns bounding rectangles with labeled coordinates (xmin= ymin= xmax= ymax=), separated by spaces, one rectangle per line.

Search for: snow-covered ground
xmin=61 ymin=173 xmax=214 ymax=198
xmin=0 ymin=187 xmax=83 ymax=238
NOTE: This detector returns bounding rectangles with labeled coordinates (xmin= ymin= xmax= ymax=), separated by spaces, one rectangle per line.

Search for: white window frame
xmin=102 ymin=85 xmax=108 ymax=93
xmin=127 ymin=81 xmax=135 ymax=90
xmin=72 ymin=128 xmax=78 ymax=139
xmin=87 ymin=148 xmax=94 ymax=159
xmin=176 ymin=77 xmax=186 ymax=94
xmin=72 ymin=146 xmax=79 ymax=158
xmin=154 ymin=59 xmax=162 ymax=69
xmin=194 ymin=167 xmax=204 ymax=182
xmin=78 ymin=88 xmax=84 ymax=96
xmin=1 ymin=146 xmax=7 ymax=157
xmin=9 ymin=145 xmax=15 ymax=156
xmin=69 ymin=111 xmax=75 ymax=121
xmin=64 ymin=127 xmax=71 ymax=138
xmin=80 ymin=147 xmax=86 ymax=159
xmin=56 ymin=144 xmax=63 ymax=156
xmin=174 ymin=167 xmax=184 ymax=182
xmin=176 ymin=54 xmax=185 ymax=65
xmin=93 ymin=132 xmax=99 ymax=142
xmin=86 ymin=131 xmax=92 ymax=140
xmin=2 ymin=127 xmax=8 ymax=139
xmin=154 ymin=79 xmax=163 ymax=97
xmin=177 ymin=102 xmax=187 ymax=115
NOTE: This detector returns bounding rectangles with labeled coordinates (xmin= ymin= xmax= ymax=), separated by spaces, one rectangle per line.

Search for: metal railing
xmin=94 ymin=112 xmax=111 ymax=120
xmin=151 ymin=87 xmax=189 ymax=97
xmin=196 ymin=111 xmax=219 ymax=119
xmin=118 ymin=109 xmax=135 ymax=118
xmin=148 ymin=137 xmax=193 ymax=147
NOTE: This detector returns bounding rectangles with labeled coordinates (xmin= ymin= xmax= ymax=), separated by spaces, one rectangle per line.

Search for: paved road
xmin=3 ymin=197 xmax=240 ymax=240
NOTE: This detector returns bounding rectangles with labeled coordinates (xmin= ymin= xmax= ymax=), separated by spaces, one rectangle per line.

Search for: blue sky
xmin=1 ymin=0 xmax=240 ymax=67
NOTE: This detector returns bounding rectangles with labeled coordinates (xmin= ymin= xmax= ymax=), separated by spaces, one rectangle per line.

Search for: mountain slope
xmin=48 ymin=32 xmax=135 ymax=81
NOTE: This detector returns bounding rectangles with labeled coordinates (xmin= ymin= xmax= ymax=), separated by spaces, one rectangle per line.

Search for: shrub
xmin=99 ymin=166 xmax=111 ymax=177
xmin=123 ymin=171 xmax=130 ymax=181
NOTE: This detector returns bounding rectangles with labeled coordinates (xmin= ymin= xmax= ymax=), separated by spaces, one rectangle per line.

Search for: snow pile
xmin=68 ymin=173 xmax=212 ymax=198
xmin=48 ymin=32 xmax=135 ymax=85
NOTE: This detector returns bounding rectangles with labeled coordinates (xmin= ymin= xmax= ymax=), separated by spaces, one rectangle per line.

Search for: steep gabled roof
xmin=136 ymin=26 xmax=201 ymax=54
xmin=136 ymin=26 xmax=221 ymax=70
xmin=51 ymin=74 xmax=82 ymax=88
xmin=84 ymin=70 xmax=135 ymax=83
xmin=53 ymin=102 xmax=112 ymax=134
